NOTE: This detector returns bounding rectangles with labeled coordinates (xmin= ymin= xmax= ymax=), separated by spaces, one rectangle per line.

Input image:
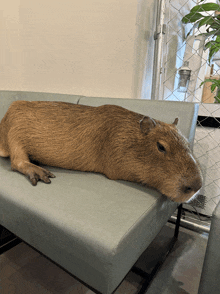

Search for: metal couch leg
xmin=174 ymin=204 xmax=182 ymax=239
xmin=132 ymin=204 xmax=182 ymax=294
xmin=0 ymin=226 xmax=22 ymax=255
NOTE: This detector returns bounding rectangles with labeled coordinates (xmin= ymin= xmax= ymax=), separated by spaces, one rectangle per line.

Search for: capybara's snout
xmin=156 ymin=149 xmax=203 ymax=203
xmin=157 ymin=171 xmax=203 ymax=203
xmin=175 ymin=171 xmax=203 ymax=203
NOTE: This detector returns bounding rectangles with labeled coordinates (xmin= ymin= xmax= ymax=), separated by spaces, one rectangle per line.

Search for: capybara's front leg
xmin=10 ymin=145 xmax=55 ymax=186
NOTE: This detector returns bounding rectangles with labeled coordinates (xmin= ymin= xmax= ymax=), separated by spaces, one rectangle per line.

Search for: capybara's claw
xmin=48 ymin=172 xmax=56 ymax=178
xmin=30 ymin=176 xmax=38 ymax=186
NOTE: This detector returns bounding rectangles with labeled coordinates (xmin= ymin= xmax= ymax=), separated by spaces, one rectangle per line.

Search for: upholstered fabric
xmin=0 ymin=91 xmax=199 ymax=293
xmin=198 ymin=200 xmax=220 ymax=294
xmin=0 ymin=90 xmax=81 ymax=120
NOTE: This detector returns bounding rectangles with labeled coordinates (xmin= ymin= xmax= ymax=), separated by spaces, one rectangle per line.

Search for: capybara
xmin=0 ymin=100 xmax=202 ymax=203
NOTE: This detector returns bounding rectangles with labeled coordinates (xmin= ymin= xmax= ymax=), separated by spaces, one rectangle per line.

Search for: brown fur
xmin=0 ymin=100 xmax=203 ymax=203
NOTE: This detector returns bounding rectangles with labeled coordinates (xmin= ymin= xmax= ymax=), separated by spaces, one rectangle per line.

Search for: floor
xmin=0 ymin=223 xmax=208 ymax=294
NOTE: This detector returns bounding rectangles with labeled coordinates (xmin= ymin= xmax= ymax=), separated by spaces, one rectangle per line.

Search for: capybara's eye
xmin=157 ymin=142 xmax=166 ymax=153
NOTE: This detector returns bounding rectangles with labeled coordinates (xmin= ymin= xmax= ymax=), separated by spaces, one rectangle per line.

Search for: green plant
xmin=182 ymin=0 xmax=220 ymax=102
xmin=200 ymin=78 xmax=220 ymax=102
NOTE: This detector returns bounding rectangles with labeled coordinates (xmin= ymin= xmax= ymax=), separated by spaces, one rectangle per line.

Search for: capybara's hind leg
xmin=0 ymin=122 xmax=9 ymax=157
xmin=0 ymin=142 xmax=9 ymax=157
xmin=0 ymin=134 xmax=9 ymax=158
xmin=10 ymin=144 xmax=55 ymax=186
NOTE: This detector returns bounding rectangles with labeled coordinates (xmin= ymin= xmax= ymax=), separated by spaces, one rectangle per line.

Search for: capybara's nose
xmin=182 ymin=177 xmax=202 ymax=195
xmin=183 ymin=186 xmax=193 ymax=194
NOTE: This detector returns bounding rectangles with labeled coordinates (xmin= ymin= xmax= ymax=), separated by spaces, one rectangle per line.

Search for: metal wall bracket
xmin=154 ymin=24 xmax=166 ymax=40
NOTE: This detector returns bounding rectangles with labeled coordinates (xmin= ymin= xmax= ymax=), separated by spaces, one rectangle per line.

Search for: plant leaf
xmin=182 ymin=12 xmax=204 ymax=24
xmin=207 ymin=41 xmax=220 ymax=52
xmin=209 ymin=47 xmax=219 ymax=63
xmin=198 ymin=16 xmax=214 ymax=28
xmin=212 ymin=79 xmax=220 ymax=87
xmin=210 ymin=21 xmax=220 ymax=29
xmin=191 ymin=3 xmax=220 ymax=13
xmin=204 ymin=40 xmax=215 ymax=49
xmin=214 ymin=94 xmax=220 ymax=103
xmin=200 ymin=78 xmax=220 ymax=89
xmin=211 ymin=84 xmax=217 ymax=91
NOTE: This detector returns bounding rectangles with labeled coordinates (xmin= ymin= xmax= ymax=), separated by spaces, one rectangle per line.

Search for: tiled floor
xmin=0 ymin=223 xmax=208 ymax=294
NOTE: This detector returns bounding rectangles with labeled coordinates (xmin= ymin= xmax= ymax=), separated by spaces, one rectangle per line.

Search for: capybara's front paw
xmin=11 ymin=159 xmax=56 ymax=186
xmin=27 ymin=165 xmax=56 ymax=186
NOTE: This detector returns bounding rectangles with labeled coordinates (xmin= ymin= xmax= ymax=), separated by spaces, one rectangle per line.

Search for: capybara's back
xmin=0 ymin=100 xmax=202 ymax=203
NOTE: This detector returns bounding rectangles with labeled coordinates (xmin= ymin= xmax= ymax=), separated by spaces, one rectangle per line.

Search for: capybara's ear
xmin=140 ymin=116 xmax=156 ymax=134
xmin=172 ymin=118 xmax=179 ymax=126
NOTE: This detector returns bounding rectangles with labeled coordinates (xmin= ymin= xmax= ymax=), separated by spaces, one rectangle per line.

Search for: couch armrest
xmin=198 ymin=200 xmax=220 ymax=294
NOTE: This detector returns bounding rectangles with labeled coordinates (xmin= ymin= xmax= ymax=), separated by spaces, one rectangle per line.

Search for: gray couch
xmin=0 ymin=91 xmax=199 ymax=294
xmin=198 ymin=200 xmax=220 ymax=294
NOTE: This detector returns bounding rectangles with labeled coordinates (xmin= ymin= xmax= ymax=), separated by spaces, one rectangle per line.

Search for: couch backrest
xmin=0 ymin=91 xmax=81 ymax=120
xmin=78 ymin=96 xmax=199 ymax=148
xmin=0 ymin=91 xmax=199 ymax=148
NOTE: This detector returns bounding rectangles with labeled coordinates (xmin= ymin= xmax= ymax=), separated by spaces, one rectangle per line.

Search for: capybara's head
xmin=137 ymin=116 xmax=203 ymax=203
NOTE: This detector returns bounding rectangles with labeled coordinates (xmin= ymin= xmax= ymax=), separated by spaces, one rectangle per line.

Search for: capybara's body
xmin=0 ymin=100 xmax=202 ymax=203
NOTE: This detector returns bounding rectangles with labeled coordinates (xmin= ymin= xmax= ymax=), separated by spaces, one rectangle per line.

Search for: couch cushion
xmin=0 ymin=157 xmax=177 ymax=294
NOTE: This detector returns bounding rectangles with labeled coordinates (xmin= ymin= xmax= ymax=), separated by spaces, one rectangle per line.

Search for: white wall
xmin=0 ymin=0 xmax=147 ymax=98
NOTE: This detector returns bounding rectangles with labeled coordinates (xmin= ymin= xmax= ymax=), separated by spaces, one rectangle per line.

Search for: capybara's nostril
xmin=183 ymin=186 xmax=192 ymax=194
xmin=182 ymin=176 xmax=202 ymax=195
